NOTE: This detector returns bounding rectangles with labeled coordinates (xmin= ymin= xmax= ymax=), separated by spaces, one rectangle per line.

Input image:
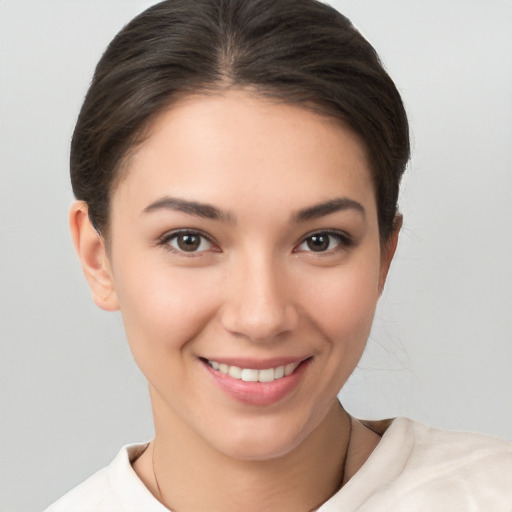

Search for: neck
xmin=137 ymin=392 xmax=351 ymax=512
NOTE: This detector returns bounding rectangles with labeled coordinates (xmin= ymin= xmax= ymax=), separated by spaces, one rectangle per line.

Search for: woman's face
xmin=100 ymin=90 xmax=395 ymax=460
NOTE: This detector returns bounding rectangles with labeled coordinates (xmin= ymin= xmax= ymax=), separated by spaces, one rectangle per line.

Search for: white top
xmin=45 ymin=417 xmax=512 ymax=511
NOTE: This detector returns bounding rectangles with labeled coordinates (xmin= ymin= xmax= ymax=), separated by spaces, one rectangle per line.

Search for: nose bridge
xmin=221 ymin=248 xmax=298 ymax=341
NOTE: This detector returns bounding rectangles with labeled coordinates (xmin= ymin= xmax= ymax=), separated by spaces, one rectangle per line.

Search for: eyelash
xmin=294 ymin=230 xmax=353 ymax=255
xmin=157 ymin=229 xmax=353 ymax=256
xmin=157 ymin=229 xmax=219 ymax=256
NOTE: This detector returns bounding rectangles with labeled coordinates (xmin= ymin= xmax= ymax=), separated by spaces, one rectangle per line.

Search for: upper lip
xmin=200 ymin=356 xmax=312 ymax=370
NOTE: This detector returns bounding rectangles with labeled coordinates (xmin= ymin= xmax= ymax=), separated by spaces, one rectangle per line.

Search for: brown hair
xmin=71 ymin=0 xmax=410 ymax=242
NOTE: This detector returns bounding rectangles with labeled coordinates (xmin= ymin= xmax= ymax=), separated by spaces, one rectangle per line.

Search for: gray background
xmin=1 ymin=1 xmax=511 ymax=510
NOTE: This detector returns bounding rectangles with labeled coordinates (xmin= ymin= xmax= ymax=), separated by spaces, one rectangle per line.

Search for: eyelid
xmin=156 ymin=228 xmax=352 ymax=255
xmin=293 ymin=229 xmax=353 ymax=253
xmin=157 ymin=228 xmax=220 ymax=255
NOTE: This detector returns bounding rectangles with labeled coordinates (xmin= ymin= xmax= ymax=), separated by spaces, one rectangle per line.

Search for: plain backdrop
xmin=1 ymin=1 xmax=511 ymax=510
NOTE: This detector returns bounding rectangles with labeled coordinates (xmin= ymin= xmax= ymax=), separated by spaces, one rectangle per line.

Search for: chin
xmin=205 ymin=412 xmax=318 ymax=462
xmin=218 ymin=434 xmax=304 ymax=462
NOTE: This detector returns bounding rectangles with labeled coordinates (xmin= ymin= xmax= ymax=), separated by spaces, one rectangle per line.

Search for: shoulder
xmin=44 ymin=464 xmax=116 ymax=512
xmin=362 ymin=416 xmax=512 ymax=461
xmin=44 ymin=442 xmax=165 ymax=512
xmin=398 ymin=417 xmax=512 ymax=470
xmin=323 ymin=417 xmax=512 ymax=511
xmin=379 ymin=418 xmax=512 ymax=510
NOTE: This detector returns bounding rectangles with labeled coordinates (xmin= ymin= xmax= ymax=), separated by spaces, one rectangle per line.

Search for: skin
xmin=70 ymin=90 xmax=400 ymax=512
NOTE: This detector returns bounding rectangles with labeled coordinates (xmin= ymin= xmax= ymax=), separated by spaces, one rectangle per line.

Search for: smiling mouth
xmin=204 ymin=359 xmax=308 ymax=383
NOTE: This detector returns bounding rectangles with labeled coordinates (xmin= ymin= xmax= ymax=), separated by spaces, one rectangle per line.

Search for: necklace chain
xmin=152 ymin=440 xmax=165 ymax=507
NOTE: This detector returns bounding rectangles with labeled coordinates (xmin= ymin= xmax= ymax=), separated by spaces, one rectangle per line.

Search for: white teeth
xmin=258 ymin=368 xmax=275 ymax=382
xmin=241 ymin=369 xmax=259 ymax=382
xmin=284 ymin=363 xmax=297 ymax=376
xmin=207 ymin=360 xmax=300 ymax=382
xmin=228 ymin=366 xmax=242 ymax=379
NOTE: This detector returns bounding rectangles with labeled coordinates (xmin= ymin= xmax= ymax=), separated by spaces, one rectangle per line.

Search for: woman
xmin=45 ymin=0 xmax=512 ymax=510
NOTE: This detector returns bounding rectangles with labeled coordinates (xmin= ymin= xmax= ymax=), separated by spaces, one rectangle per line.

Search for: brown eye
xmin=166 ymin=232 xmax=213 ymax=253
xmin=297 ymin=231 xmax=351 ymax=253
xmin=306 ymin=234 xmax=330 ymax=252
xmin=178 ymin=234 xmax=201 ymax=251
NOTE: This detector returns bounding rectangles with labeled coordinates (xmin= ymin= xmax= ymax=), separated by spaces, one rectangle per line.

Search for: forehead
xmin=113 ymin=90 xmax=376 ymax=220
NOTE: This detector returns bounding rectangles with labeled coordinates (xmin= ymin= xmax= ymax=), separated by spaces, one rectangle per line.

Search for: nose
xmin=220 ymin=254 xmax=299 ymax=342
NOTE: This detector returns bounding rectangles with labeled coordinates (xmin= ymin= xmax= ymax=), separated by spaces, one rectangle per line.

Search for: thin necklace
xmin=152 ymin=415 xmax=353 ymax=511
xmin=338 ymin=413 xmax=353 ymax=489
xmin=152 ymin=440 xmax=167 ymax=508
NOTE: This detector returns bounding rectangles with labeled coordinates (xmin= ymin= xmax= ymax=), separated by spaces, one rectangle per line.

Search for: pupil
xmin=178 ymin=234 xmax=200 ymax=251
xmin=307 ymin=234 xmax=329 ymax=252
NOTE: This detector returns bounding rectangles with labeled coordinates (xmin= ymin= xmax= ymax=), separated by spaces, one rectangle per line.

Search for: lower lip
xmin=202 ymin=359 xmax=311 ymax=406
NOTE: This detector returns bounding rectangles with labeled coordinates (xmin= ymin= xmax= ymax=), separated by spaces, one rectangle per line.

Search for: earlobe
xmin=378 ymin=214 xmax=402 ymax=294
xmin=69 ymin=201 xmax=119 ymax=311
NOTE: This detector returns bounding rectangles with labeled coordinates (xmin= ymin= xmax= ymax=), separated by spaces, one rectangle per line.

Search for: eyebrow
xmin=143 ymin=196 xmax=233 ymax=222
xmin=292 ymin=197 xmax=365 ymax=223
xmin=143 ymin=195 xmax=364 ymax=223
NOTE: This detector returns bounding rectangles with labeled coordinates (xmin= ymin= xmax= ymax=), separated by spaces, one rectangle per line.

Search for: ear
xmin=378 ymin=214 xmax=402 ymax=293
xmin=69 ymin=201 xmax=119 ymax=311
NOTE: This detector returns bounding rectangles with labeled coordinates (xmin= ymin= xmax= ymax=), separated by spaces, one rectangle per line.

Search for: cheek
xmin=113 ymin=258 xmax=220 ymax=363
xmin=298 ymin=254 xmax=381 ymax=345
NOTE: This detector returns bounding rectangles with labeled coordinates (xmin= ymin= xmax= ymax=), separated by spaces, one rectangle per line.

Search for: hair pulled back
xmin=71 ymin=0 xmax=410 ymax=241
